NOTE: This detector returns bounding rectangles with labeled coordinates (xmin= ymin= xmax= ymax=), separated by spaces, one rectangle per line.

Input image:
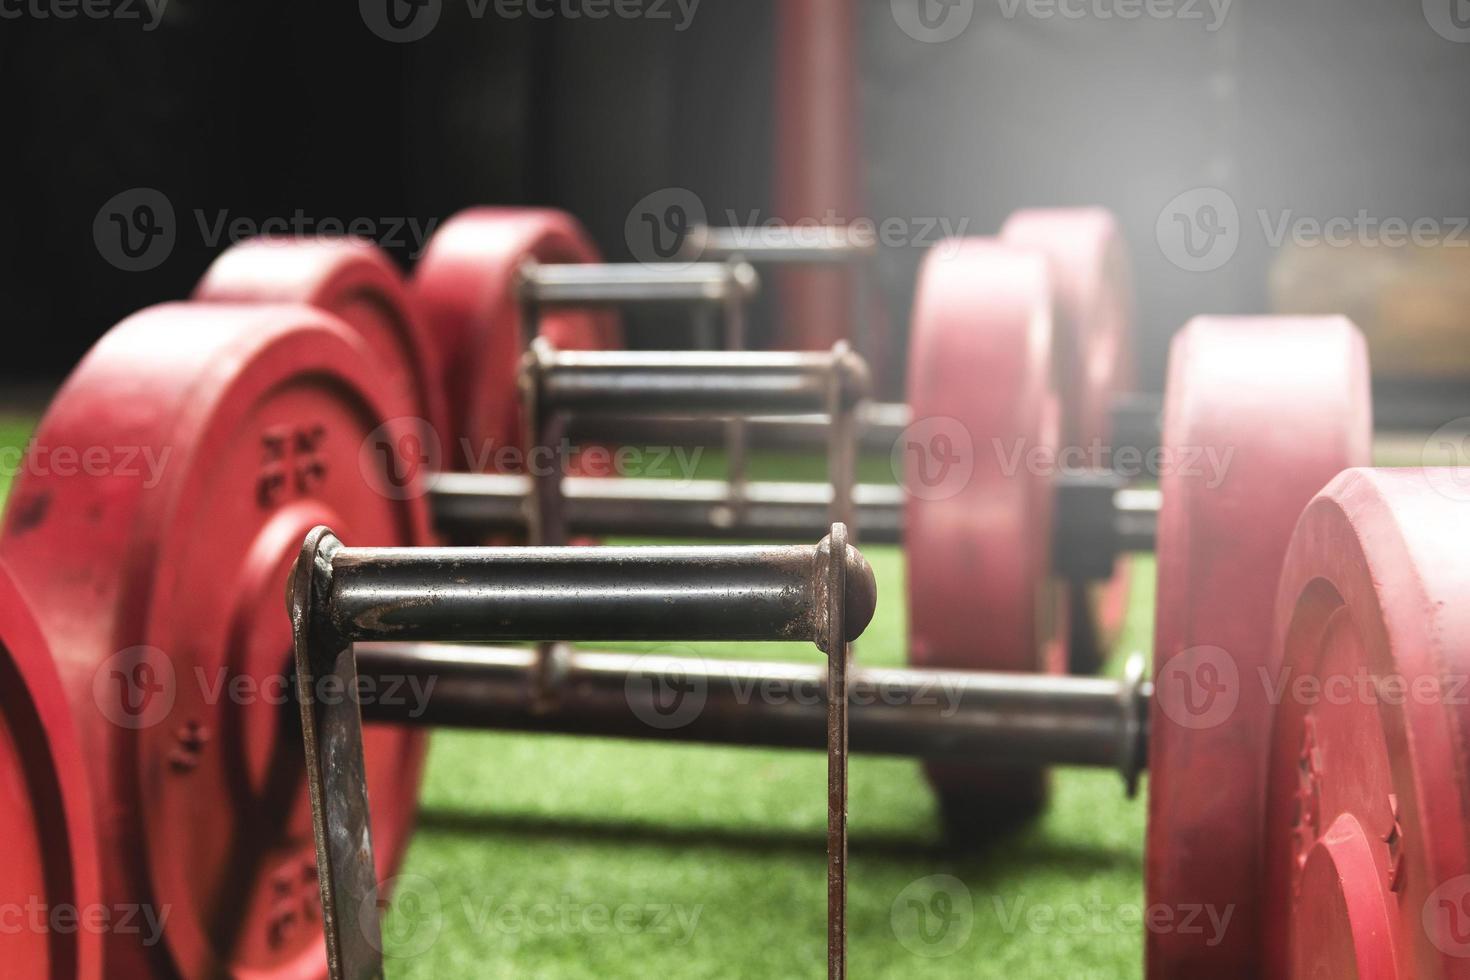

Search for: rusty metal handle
xmin=290 ymin=525 xmax=876 ymax=980
xmin=825 ymin=522 xmax=850 ymax=980
xmin=683 ymin=224 xmax=878 ymax=265
xmin=517 ymin=259 xmax=760 ymax=309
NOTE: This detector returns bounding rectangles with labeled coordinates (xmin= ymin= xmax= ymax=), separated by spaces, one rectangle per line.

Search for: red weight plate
xmin=1002 ymin=208 xmax=1136 ymax=670
xmin=0 ymin=303 xmax=431 ymax=978
xmin=1146 ymin=316 xmax=1372 ymax=979
xmin=0 ymin=563 xmax=100 ymax=980
xmin=194 ymin=236 xmax=449 ymax=450
xmin=904 ymin=239 xmax=1064 ymax=829
xmin=1000 ymin=208 xmax=1133 ymax=450
xmin=1263 ymin=469 xmax=1470 ymax=980
xmin=413 ymin=208 xmax=622 ymax=471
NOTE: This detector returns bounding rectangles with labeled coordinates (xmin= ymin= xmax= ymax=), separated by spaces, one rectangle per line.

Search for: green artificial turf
xmin=0 ymin=416 xmax=37 ymax=501
xmin=385 ymin=438 xmax=1158 ymax=978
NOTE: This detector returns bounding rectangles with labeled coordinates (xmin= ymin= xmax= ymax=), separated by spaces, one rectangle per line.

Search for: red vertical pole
xmin=773 ymin=0 xmax=863 ymax=355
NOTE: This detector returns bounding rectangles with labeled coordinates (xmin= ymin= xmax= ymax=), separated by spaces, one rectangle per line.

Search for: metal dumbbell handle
xmin=564 ymin=395 xmax=1164 ymax=468
xmin=518 ymin=260 xmax=759 ymax=308
xmin=523 ymin=344 xmax=871 ymax=418
xmin=356 ymin=645 xmax=1151 ymax=793
xmin=428 ymin=472 xmax=1158 ymax=560
xmin=564 ymin=401 xmax=912 ymax=455
xmin=518 ymin=259 xmax=758 ymax=361
xmin=683 ymin=224 xmax=878 ymax=265
xmin=307 ymin=538 xmax=872 ymax=645
xmin=290 ymin=526 xmax=874 ymax=980
xmin=680 ymin=224 xmax=876 ymax=381
xmin=515 ymin=343 xmax=869 ymax=771
xmin=519 ymin=342 xmax=870 ymax=557
xmin=432 ymin=474 xmax=907 ymax=542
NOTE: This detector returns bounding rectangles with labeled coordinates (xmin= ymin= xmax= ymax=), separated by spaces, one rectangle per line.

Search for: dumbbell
xmin=0 ymin=298 xmax=883 ymax=977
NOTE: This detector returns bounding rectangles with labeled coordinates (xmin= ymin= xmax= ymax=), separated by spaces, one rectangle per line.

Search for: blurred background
xmin=3 ymin=0 xmax=1469 ymax=421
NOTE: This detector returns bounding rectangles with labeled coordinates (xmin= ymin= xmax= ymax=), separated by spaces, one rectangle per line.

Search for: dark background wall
xmin=2 ymin=0 xmax=1467 ymax=396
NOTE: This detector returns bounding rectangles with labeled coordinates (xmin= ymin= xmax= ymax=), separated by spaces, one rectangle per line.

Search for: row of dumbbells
xmin=1 ymin=204 xmax=1461 ymax=980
